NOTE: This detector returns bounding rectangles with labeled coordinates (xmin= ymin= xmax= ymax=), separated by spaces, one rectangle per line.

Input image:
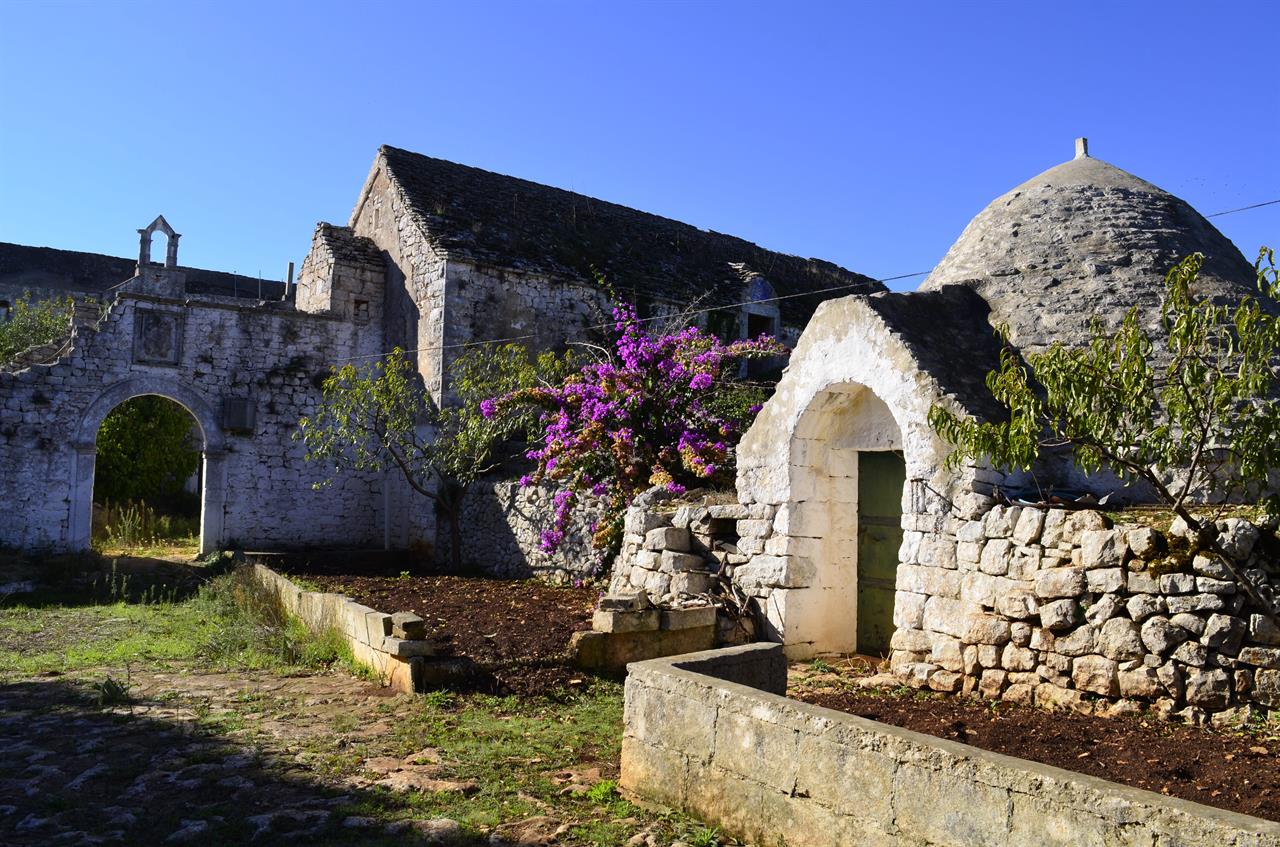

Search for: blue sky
xmin=1 ymin=1 xmax=1276 ymax=292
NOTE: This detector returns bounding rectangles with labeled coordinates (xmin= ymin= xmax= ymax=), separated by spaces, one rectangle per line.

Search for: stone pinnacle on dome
xmin=1075 ymin=137 xmax=1089 ymax=159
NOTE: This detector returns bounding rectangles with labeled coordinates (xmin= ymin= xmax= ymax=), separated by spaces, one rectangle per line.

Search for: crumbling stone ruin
xmin=0 ymin=217 xmax=385 ymax=553
xmin=1 ymin=149 xmax=879 ymax=572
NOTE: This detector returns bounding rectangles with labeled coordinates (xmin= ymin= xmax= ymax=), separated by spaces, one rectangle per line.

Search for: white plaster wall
xmin=733 ymin=293 xmax=994 ymax=656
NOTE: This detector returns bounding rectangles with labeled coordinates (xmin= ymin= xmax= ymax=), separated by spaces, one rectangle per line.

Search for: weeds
xmin=687 ymin=824 xmax=722 ymax=847
xmin=93 ymin=501 xmax=199 ymax=553
xmin=809 ymin=657 xmax=834 ymax=674
xmin=422 ymin=689 xmax=456 ymax=710
xmin=195 ymin=568 xmax=343 ymax=671
xmin=585 ymin=779 xmax=619 ymax=804
xmin=93 ymin=673 xmax=132 ymax=708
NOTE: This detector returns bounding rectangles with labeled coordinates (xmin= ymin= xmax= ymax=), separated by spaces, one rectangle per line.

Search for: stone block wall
xmin=295 ymin=223 xmax=388 ymax=327
xmin=891 ymin=505 xmax=1280 ymax=723
xmin=252 ymin=564 xmax=430 ymax=694
xmin=0 ymin=289 xmax=397 ymax=552
xmin=571 ymin=605 xmax=718 ymax=671
xmin=347 ymin=163 xmax=449 ymax=402
xmin=445 ymin=480 xmax=605 ymax=579
xmin=621 ymin=644 xmax=1280 ymax=847
xmin=610 ymin=496 xmax=776 ymax=604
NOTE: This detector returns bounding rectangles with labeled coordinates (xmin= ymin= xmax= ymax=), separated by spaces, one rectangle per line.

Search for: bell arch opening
xmin=71 ymin=379 xmax=227 ymax=555
xmin=784 ymin=382 xmax=905 ymax=657
xmin=144 ymin=230 xmax=169 ymax=267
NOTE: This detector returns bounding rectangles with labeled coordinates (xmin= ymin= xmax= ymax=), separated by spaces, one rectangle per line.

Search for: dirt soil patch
xmin=277 ymin=561 xmax=597 ymax=695
xmin=790 ymin=662 xmax=1280 ymax=822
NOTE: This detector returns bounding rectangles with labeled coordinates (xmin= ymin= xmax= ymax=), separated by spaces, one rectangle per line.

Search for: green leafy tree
xmin=296 ymin=343 xmax=574 ymax=569
xmin=929 ymin=249 xmax=1280 ymax=618
xmin=96 ymin=396 xmax=201 ymax=506
xmin=0 ymin=291 xmax=73 ymax=364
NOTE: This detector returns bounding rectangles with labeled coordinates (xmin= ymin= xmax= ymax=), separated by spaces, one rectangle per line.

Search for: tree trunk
xmin=438 ymin=481 xmax=466 ymax=573
xmin=1170 ymin=505 xmax=1279 ymax=628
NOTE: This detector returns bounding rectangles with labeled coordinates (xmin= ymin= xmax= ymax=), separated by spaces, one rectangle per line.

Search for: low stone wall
xmin=890 ymin=507 xmax=1280 ymax=723
xmin=447 ymin=480 xmax=606 ymax=580
xmin=251 ymin=564 xmax=432 ymax=694
xmin=622 ymin=644 xmax=1280 ymax=847
xmin=570 ymin=605 xmax=717 ymax=671
xmin=610 ymin=496 xmax=776 ymax=603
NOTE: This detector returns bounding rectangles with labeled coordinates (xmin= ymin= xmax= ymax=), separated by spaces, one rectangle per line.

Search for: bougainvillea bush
xmin=484 ymin=302 xmax=787 ymax=559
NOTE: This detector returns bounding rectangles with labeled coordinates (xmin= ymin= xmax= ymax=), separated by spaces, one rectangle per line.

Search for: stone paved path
xmin=0 ymin=669 xmax=431 ymax=845
xmin=0 ymin=668 xmax=687 ymax=846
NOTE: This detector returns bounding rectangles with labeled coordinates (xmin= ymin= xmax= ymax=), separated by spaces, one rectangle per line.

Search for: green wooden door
xmin=856 ymin=451 xmax=905 ymax=656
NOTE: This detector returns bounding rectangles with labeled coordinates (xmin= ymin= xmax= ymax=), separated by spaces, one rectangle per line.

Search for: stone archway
xmin=71 ymin=377 xmax=226 ymax=555
xmin=786 ymin=383 xmax=905 ymax=655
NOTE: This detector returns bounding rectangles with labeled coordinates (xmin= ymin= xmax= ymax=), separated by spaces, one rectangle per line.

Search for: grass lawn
xmin=0 ymin=554 xmax=730 ymax=846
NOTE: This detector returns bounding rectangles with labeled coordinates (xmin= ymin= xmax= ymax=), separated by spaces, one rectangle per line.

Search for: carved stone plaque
xmin=133 ymin=309 xmax=184 ymax=366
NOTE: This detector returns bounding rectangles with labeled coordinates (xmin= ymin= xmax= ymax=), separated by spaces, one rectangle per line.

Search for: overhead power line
xmin=328 ymin=270 xmax=932 ymax=365
xmin=1207 ymin=198 xmax=1280 ymax=218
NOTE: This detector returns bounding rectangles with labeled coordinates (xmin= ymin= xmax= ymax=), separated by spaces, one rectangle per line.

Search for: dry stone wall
xmin=446 ymin=480 xmax=606 ymax=579
xmin=891 ymin=505 xmax=1280 ymax=723
xmin=610 ymin=494 xmax=777 ymax=604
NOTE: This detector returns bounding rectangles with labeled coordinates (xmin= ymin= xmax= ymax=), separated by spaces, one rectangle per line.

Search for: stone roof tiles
xmin=921 ymin=153 xmax=1263 ymax=354
xmin=376 ymin=145 xmax=884 ymax=323
xmin=863 ymin=285 xmax=1008 ymax=421
xmin=0 ymin=241 xmax=288 ymax=301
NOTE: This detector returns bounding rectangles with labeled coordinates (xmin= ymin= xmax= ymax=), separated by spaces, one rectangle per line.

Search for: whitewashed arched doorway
xmin=784 ymin=382 xmax=906 ymax=655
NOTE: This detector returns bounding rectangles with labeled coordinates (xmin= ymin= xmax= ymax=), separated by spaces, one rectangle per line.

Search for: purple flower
xmin=479 ymin=398 xmax=497 ymax=418
xmin=513 ymin=298 xmax=786 ymax=554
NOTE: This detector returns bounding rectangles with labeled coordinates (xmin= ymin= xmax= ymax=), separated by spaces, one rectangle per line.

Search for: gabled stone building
xmin=301 ymin=145 xmax=881 ymax=402
xmin=0 ymin=148 xmax=879 ymax=568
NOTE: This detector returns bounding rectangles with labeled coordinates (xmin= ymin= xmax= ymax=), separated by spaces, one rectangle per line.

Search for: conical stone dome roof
xmin=920 ymin=143 xmax=1260 ymax=353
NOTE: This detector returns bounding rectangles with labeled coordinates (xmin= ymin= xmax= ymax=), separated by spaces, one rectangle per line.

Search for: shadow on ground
xmin=1 ymin=549 xmax=230 ymax=609
xmin=0 ymin=676 xmax=486 ymax=846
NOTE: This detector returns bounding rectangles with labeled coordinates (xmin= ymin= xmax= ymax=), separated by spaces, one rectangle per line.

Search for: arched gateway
xmin=70 ymin=378 xmax=226 ymax=554
xmin=0 ymin=219 xmax=401 ymax=554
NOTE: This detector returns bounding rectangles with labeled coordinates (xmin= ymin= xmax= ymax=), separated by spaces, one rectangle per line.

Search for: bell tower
xmin=133 ymin=215 xmax=186 ymax=297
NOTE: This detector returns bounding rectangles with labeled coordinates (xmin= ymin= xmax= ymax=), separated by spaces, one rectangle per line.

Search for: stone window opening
xmin=742 ymin=307 xmax=783 ymax=379
xmin=353 ymin=299 xmax=371 ymax=324
xmin=745 ymin=310 xmax=777 ymax=340
xmin=705 ymin=309 xmax=738 ymax=342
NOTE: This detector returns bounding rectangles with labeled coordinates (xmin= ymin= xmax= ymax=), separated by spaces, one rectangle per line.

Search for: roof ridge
xmin=376 ymin=144 xmax=861 ymax=274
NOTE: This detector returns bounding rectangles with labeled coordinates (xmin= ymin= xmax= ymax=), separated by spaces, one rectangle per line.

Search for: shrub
xmin=487 ymin=301 xmax=785 ymax=557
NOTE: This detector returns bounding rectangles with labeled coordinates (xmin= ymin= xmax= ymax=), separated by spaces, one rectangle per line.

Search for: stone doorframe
xmin=71 ymin=376 xmax=227 ymax=555
xmin=734 ymin=295 xmax=971 ymax=656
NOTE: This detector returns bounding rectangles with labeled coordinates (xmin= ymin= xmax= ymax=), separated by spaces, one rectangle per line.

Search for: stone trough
xmin=621 ymin=643 xmax=1280 ymax=847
